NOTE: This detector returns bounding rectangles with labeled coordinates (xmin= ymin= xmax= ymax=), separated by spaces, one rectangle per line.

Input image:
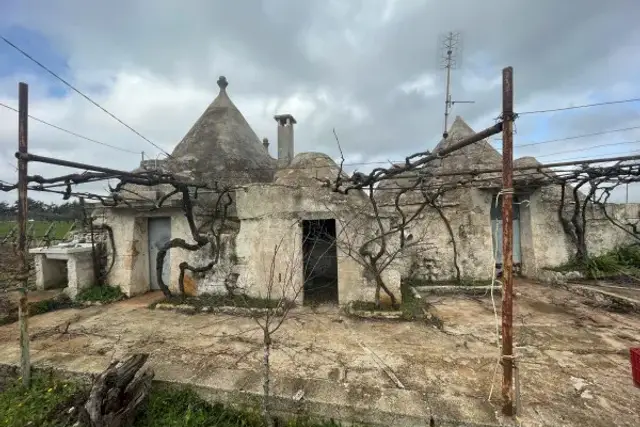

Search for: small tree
xmin=248 ymin=225 xmax=330 ymax=426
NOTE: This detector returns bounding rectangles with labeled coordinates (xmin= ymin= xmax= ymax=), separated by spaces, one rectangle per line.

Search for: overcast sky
xmin=1 ymin=0 xmax=639 ymax=204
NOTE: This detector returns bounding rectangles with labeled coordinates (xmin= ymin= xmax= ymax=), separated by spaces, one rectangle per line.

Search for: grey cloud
xmin=2 ymin=0 xmax=640 ymax=203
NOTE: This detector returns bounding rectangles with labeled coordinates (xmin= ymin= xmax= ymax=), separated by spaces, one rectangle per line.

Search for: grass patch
xmin=403 ymin=277 xmax=493 ymax=287
xmin=0 ymin=294 xmax=79 ymax=326
xmin=137 ymin=387 xmax=353 ymax=427
xmin=76 ymin=285 xmax=125 ymax=303
xmin=30 ymin=294 xmax=78 ymax=315
xmin=0 ymin=374 xmax=359 ymax=427
xmin=548 ymin=245 xmax=640 ymax=280
xmin=150 ymin=293 xmax=294 ymax=311
xmin=0 ymin=372 xmax=87 ymax=427
xmin=349 ymin=282 xmax=425 ymax=321
xmin=0 ymin=220 xmax=76 ymax=241
xmin=135 ymin=387 xmax=265 ymax=427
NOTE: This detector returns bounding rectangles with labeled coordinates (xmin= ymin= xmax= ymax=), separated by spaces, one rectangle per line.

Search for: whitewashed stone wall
xmin=97 ymin=184 xmax=640 ymax=299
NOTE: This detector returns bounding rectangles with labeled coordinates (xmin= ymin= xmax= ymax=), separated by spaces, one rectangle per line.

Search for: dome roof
xmin=168 ymin=76 xmax=277 ymax=187
xmin=514 ymin=156 xmax=556 ymax=187
xmin=273 ymin=152 xmax=369 ymax=204
xmin=274 ymin=152 xmax=348 ymax=187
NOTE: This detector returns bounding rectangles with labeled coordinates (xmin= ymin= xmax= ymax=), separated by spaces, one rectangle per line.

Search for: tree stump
xmin=79 ymin=353 xmax=154 ymax=427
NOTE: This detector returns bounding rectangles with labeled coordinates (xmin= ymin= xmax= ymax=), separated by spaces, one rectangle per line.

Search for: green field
xmin=0 ymin=220 xmax=76 ymax=241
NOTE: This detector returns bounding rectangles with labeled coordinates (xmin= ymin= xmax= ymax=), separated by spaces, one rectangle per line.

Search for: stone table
xmin=29 ymin=244 xmax=95 ymax=299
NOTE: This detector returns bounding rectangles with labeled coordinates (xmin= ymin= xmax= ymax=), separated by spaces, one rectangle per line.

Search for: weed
xmin=135 ymin=387 xmax=264 ymax=427
xmin=1 ymin=294 xmax=79 ymax=326
xmin=0 ymin=372 xmax=87 ymax=427
xmin=137 ymin=387 xmax=354 ymax=427
xmin=0 ymin=375 xmax=365 ymax=427
xmin=76 ymin=285 xmax=125 ymax=303
xmin=150 ymin=293 xmax=294 ymax=311
xmin=30 ymin=294 xmax=77 ymax=315
xmin=549 ymin=244 xmax=640 ymax=279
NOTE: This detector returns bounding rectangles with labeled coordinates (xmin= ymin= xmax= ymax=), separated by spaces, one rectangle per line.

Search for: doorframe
xmin=300 ymin=218 xmax=340 ymax=305
xmin=490 ymin=193 xmax=523 ymax=275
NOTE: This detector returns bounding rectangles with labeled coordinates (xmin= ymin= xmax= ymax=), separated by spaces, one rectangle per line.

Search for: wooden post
xmin=17 ymin=82 xmax=31 ymax=387
xmin=501 ymin=67 xmax=515 ymax=416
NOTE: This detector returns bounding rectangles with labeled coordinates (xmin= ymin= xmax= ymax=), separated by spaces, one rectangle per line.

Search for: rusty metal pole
xmin=501 ymin=67 xmax=514 ymax=416
xmin=17 ymin=82 xmax=31 ymax=387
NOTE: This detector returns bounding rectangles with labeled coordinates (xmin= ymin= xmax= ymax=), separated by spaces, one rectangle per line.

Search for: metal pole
xmin=626 ymin=183 xmax=629 ymax=203
xmin=500 ymin=67 xmax=514 ymax=416
xmin=443 ymin=46 xmax=453 ymax=137
xmin=17 ymin=82 xmax=31 ymax=387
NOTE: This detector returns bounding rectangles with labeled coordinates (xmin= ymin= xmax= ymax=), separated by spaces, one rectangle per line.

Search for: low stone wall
xmin=344 ymin=304 xmax=407 ymax=321
xmin=537 ymin=270 xmax=584 ymax=285
xmin=567 ymin=285 xmax=640 ymax=314
xmin=0 ymin=361 xmax=503 ymax=427
xmin=414 ymin=285 xmax=503 ymax=296
xmin=152 ymin=303 xmax=285 ymax=317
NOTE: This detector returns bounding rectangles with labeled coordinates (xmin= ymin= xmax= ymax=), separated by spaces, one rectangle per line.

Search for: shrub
xmin=76 ymin=285 xmax=125 ymax=303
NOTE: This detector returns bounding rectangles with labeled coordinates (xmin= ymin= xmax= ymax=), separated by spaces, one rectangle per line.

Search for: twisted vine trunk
xmin=368 ymin=258 xmax=398 ymax=309
xmin=432 ymin=204 xmax=461 ymax=283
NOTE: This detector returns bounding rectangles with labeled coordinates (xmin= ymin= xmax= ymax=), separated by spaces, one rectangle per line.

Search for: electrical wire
xmin=518 ymin=98 xmax=640 ymax=115
xmin=492 ymin=125 xmax=640 ymax=148
xmin=530 ymin=140 xmax=640 ymax=159
xmin=1 ymin=35 xmax=171 ymax=157
xmin=4 ymin=160 xmax=17 ymax=171
xmin=0 ymin=102 xmax=141 ymax=154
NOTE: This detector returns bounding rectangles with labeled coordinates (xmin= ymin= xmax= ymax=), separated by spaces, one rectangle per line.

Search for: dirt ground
xmin=0 ymin=280 xmax=638 ymax=426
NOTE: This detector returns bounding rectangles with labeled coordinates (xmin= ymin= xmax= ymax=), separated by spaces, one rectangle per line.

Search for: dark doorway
xmin=302 ymin=219 xmax=339 ymax=305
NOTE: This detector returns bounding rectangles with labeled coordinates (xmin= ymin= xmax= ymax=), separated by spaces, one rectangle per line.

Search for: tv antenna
xmin=440 ymin=31 xmax=474 ymax=139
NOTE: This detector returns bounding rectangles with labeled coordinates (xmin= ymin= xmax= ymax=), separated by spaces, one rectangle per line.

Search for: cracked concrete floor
xmin=0 ymin=281 xmax=638 ymax=426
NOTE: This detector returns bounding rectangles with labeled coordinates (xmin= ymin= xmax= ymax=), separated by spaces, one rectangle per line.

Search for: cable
xmin=550 ymin=148 xmax=640 ymax=163
xmin=1 ymin=35 xmax=171 ymax=157
xmin=0 ymin=102 xmax=141 ymax=154
xmin=492 ymin=125 xmax=640 ymax=148
xmin=532 ymin=140 xmax=640 ymax=159
xmin=5 ymin=160 xmax=17 ymax=171
xmin=518 ymin=97 xmax=640 ymax=115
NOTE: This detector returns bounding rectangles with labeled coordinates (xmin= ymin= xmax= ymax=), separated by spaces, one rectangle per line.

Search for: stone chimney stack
xmin=274 ymin=114 xmax=296 ymax=166
xmin=262 ymin=137 xmax=270 ymax=153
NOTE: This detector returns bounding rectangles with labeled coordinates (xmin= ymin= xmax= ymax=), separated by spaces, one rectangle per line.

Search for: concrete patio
xmin=0 ymin=281 xmax=638 ymax=426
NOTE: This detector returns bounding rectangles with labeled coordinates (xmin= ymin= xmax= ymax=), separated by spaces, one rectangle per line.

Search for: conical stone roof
xmin=375 ymin=116 xmax=503 ymax=205
xmin=432 ymin=116 xmax=502 ymax=174
xmin=168 ymin=76 xmax=277 ymax=187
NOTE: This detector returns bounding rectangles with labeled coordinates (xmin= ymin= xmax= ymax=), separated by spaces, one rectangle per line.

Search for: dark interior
xmin=302 ymin=219 xmax=339 ymax=305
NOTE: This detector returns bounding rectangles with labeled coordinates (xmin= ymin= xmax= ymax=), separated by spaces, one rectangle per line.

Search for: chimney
xmin=262 ymin=137 xmax=270 ymax=153
xmin=274 ymin=114 xmax=296 ymax=166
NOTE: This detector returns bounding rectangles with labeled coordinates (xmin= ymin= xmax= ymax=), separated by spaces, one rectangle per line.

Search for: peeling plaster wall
xmin=98 ymin=184 xmax=640 ymax=299
xmin=393 ymin=188 xmax=496 ymax=283
xmin=584 ymin=203 xmax=640 ymax=256
xmin=227 ymin=184 xmax=401 ymax=304
xmin=526 ymin=187 xmax=640 ymax=274
xmin=96 ymin=207 xmax=186 ymax=296
xmin=527 ymin=187 xmax=574 ymax=275
xmin=518 ymin=195 xmax=536 ymax=278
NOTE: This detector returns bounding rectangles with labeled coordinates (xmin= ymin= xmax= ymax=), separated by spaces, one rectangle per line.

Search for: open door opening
xmin=302 ymin=219 xmax=339 ymax=305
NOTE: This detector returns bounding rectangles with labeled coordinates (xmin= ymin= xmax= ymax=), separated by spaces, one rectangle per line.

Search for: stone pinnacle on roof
xmin=217 ymin=76 xmax=228 ymax=90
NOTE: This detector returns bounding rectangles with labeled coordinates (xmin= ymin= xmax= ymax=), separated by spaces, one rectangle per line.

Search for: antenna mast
xmin=440 ymin=31 xmax=474 ymax=139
